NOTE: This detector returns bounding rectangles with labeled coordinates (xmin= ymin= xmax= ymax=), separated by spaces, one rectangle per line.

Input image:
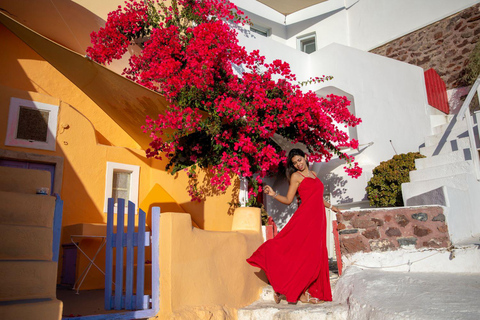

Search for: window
xmin=297 ymin=33 xmax=317 ymax=54
xmin=5 ymin=97 xmax=59 ymax=151
xmin=104 ymin=162 xmax=140 ymax=213
xmin=250 ymin=24 xmax=271 ymax=37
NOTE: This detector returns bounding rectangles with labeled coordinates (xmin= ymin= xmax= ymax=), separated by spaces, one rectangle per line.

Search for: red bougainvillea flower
xmin=87 ymin=0 xmax=362 ymax=204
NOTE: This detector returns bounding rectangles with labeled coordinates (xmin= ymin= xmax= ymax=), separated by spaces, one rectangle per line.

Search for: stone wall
xmin=370 ymin=4 xmax=480 ymax=90
xmin=336 ymin=206 xmax=450 ymax=256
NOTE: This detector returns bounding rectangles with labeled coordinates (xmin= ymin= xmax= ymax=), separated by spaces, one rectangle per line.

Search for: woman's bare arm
xmin=264 ymin=173 xmax=302 ymax=205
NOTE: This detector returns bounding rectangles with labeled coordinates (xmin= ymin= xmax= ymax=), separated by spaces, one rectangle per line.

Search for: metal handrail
xmin=456 ymin=76 xmax=480 ymax=180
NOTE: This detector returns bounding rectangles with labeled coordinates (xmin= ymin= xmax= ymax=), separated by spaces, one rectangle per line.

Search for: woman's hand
xmin=263 ymin=185 xmax=276 ymax=197
xmin=331 ymin=206 xmax=342 ymax=214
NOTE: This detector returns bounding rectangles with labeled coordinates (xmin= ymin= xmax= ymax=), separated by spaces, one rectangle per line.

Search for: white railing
xmin=456 ymin=76 xmax=480 ymax=180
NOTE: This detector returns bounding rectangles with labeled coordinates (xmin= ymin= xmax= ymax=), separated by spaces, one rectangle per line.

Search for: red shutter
xmin=424 ymin=68 xmax=449 ymax=114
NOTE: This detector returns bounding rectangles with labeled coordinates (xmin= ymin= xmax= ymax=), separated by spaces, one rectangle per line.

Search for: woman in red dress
xmin=247 ymin=148 xmax=341 ymax=304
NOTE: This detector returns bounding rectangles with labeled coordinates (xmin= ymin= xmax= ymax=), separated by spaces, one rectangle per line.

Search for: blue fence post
xmin=151 ymin=207 xmax=160 ymax=313
xmin=125 ymin=201 xmax=135 ymax=310
xmin=52 ymin=193 xmax=63 ymax=262
xmin=105 ymin=198 xmax=114 ymax=310
xmin=115 ymin=198 xmax=125 ymax=310
xmin=136 ymin=208 xmax=146 ymax=310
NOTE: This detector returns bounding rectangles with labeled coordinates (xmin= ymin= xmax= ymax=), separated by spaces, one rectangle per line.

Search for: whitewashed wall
xmin=237 ymin=33 xmax=434 ymax=208
xmin=234 ymin=0 xmax=480 ymax=52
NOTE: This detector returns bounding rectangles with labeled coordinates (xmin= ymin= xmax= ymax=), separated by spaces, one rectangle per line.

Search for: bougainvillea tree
xmin=87 ymin=0 xmax=362 ymax=204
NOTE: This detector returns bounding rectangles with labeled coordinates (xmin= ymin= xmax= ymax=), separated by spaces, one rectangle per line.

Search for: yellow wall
xmin=158 ymin=212 xmax=266 ymax=319
xmin=0 ymin=20 xmax=237 ymax=290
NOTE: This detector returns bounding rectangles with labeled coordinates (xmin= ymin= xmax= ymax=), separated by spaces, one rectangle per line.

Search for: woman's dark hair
xmin=286 ymin=148 xmax=309 ymax=181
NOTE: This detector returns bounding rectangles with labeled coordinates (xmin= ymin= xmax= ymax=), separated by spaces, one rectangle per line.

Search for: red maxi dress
xmin=247 ymin=174 xmax=332 ymax=302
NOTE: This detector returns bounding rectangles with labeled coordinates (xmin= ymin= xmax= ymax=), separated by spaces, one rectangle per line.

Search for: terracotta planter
xmin=231 ymin=207 xmax=262 ymax=233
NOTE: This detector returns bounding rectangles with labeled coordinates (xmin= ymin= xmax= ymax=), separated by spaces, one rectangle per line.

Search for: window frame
xmin=297 ymin=32 xmax=317 ymax=54
xmin=104 ymin=162 xmax=140 ymax=213
xmin=5 ymin=97 xmax=59 ymax=151
xmin=250 ymin=24 xmax=271 ymax=37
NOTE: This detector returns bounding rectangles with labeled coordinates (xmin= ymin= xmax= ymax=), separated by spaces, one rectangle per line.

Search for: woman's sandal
xmin=299 ymin=291 xmax=324 ymax=304
xmin=273 ymin=292 xmax=286 ymax=304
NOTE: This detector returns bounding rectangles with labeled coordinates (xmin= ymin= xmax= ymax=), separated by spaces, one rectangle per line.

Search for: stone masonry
xmin=371 ymin=4 xmax=480 ymax=89
xmin=336 ymin=206 xmax=450 ymax=255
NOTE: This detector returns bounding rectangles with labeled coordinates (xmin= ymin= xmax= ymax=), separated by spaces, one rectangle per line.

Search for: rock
xmin=423 ymin=237 xmax=449 ymax=248
xmin=395 ymin=214 xmax=410 ymax=227
xmin=342 ymin=211 xmax=355 ymax=221
xmin=352 ymin=218 xmax=376 ymax=229
xmin=437 ymin=225 xmax=449 ymax=233
xmin=371 ymin=218 xmax=384 ymax=226
xmin=414 ymin=226 xmax=432 ymax=237
xmin=432 ymin=213 xmax=445 ymax=222
xmin=398 ymin=237 xmax=417 ymax=247
xmin=369 ymin=239 xmax=395 ymax=252
xmin=434 ymin=31 xmax=443 ymax=40
xmin=339 ymin=229 xmax=358 ymax=235
xmin=384 ymin=215 xmax=392 ymax=222
xmin=385 ymin=227 xmax=402 ymax=237
xmin=341 ymin=236 xmax=368 ymax=254
xmin=337 ymin=223 xmax=346 ymax=230
xmin=411 ymin=213 xmax=428 ymax=221
xmin=362 ymin=228 xmax=380 ymax=239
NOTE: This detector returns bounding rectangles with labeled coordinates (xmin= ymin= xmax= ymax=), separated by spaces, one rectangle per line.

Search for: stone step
xmin=237 ymin=299 xmax=348 ymax=320
xmin=420 ymin=137 xmax=471 ymax=157
xmin=425 ymin=126 xmax=471 ymax=147
xmin=0 ymin=298 xmax=62 ymax=320
xmin=431 ymin=115 xmax=468 ymax=135
xmin=409 ymin=160 xmax=474 ymax=182
xmin=0 ymin=261 xmax=57 ymax=302
xmin=414 ymin=150 xmax=469 ymax=170
xmin=0 ymin=166 xmax=51 ymax=195
xmin=0 ymin=224 xmax=52 ymax=260
xmin=402 ymin=173 xmax=474 ymax=205
xmin=0 ymin=191 xmax=55 ymax=227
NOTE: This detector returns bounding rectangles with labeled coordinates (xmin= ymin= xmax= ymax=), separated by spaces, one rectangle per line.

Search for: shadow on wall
xmin=323 ymin=172 xmax=353 ymax=204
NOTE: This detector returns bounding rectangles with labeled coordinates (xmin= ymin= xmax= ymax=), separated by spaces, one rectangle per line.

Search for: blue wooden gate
xmin=104 ymin=198 xmax=160 ymax=319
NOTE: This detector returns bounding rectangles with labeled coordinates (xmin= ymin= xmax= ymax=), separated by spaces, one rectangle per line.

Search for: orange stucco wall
xmin=0 ymin=19 xmax=237 ymax=290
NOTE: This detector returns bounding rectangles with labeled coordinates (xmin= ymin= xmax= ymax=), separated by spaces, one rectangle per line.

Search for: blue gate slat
xmin=125 ymin=201 xmax=135 ymax=310
xmin=136 ymin=208 xmax=146 ymax=310
xmin=114 ymin=199 xmax=125 ymax=310
xmin=105 ymin=198 xmax=114 ymax=310
xmin=99 ymin=198 xmax=160 ymax=320
xmin=52 ymin=193 xmax=63 ymax=262
xmin=111 ymin=232 xmax=150 ymax=247
xmin=151 ymin=207 xmax=160 ymax=312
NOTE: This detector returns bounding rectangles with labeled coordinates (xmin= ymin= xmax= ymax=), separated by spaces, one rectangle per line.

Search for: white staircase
xmin=402 ymin=110 xmax=480 ymax=246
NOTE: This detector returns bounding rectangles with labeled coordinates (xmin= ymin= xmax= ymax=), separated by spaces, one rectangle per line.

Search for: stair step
xmin=0 ymin=166 xmax=51 ymax=195
xmin=414 ymin=150 xmax=469 ymax=170
xmin=0 ymin=261 xmax=57 ymax=302
xmin=409 ymin=160 xmax=473 ymax=182
xmin=0 ymin=191 xmax=55 ymax=227
xmin=420 ymin=137 xmax=471 ymax=157
xmin=0 ymin=225 xmax=52 ymax=260
xmin=238 ymin=300 xmax=348 ymax=320
xmin=425 ymin=126 xmax=471 ymax=147
xmin=402 ymin=173 xmax=474 ymax=203
xmin=0 ymin=298 xmax=62 ymax=320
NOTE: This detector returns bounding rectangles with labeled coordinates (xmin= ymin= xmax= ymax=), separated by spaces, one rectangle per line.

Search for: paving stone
xmin=432 ymin=213 xmax=445 ymax=222
xmin=369 ymin=239 xmax=395 ymax=252
xmin=395 ymin=214 xmax=410 ymax=227
xmin=411 ymin=213 xmax=428 ymax=221
xmin=398 ymin=237 xmax=418 ymax=247
xmin=414 ymin=226 xmax=432 ymax=237
xmin=385 ymin=227 xmax=402 ymax=237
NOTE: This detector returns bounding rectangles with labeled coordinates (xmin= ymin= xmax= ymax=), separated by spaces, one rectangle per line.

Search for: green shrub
xmin=366 ymin=152 xmax=425 ymax=207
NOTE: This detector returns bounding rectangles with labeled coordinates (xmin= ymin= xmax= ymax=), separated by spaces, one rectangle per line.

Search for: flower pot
xmin=231 ymin=207 xmax=262 ymax=233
